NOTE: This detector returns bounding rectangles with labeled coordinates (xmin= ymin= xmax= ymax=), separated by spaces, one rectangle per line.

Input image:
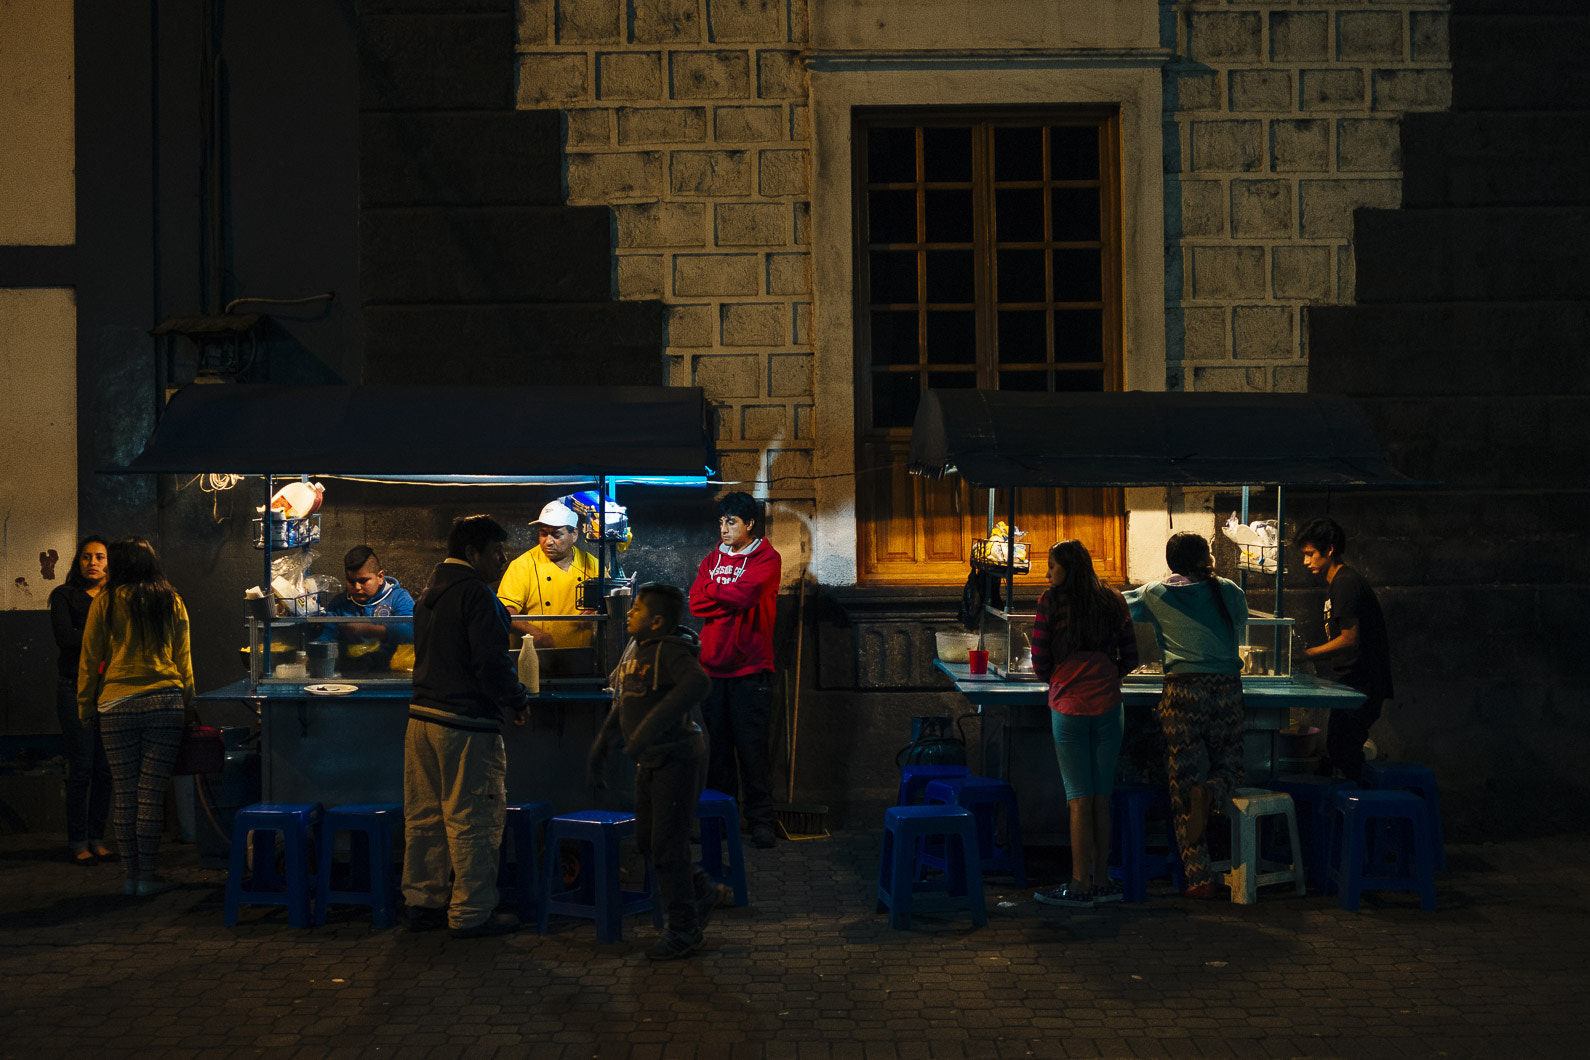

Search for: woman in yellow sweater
xmin=77 ymin=538 xmax=195 ymax=897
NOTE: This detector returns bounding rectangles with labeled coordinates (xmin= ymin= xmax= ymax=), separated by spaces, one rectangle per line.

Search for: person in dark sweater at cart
xmin=689 ymin=492 xmax=782 ymax=849
xmin=319 ymin=545 xmax=415 ymax=673
xmin=48 ymin=535 xmax=115 ymax=865
xmin=1294 ymin=518 xmax=1393 ymax=782
xmin=587 ymin=582 xmax=732 ymax=960
xmin=402 ymin=515 xmax=529 ymax=939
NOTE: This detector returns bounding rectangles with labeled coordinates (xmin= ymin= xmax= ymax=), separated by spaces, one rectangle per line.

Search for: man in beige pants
xmin=402 ymin=515 xmax=529 ymax=938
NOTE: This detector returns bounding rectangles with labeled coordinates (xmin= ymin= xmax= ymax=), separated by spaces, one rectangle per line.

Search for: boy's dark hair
xmin=446 ymin=515 xmax=507 ymax=560
xmin=64 ymin=535 xmax=110 ymax=590
xmin=1292 ymin=517 xmax=1347 ymax=558
xmin=718 ymin=491 xmax=763 ymax=536
xmin=344 ymin=545 xmax=379 ymax=571
xmin=636 ymin=582 xmax=685 ymax=630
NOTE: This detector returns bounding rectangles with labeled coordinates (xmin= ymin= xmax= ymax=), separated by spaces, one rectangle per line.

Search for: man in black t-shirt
xmin=1294 ymin=518 xmax=1393 ymax=781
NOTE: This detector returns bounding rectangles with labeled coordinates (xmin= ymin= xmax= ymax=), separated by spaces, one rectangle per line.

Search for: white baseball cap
xmin=531 ymin=500 xmax=578 ymax=528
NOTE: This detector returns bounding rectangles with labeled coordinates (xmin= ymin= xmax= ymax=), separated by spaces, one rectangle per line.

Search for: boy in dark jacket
xmin=403 ymin=515 xmax=529 ymax=939
xmin=587 ymin=582 xmax=730 ymax=959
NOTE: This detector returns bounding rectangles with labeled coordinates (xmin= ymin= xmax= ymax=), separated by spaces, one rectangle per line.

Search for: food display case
xmin=908 ymin=389 xmax=1419 ymax=843
xmin=112 ymin=383 xmax=716 ymax=807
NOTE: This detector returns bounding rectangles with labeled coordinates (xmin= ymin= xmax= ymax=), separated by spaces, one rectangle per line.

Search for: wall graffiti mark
xmin=39 ymin=549 xmax=59 ymax=579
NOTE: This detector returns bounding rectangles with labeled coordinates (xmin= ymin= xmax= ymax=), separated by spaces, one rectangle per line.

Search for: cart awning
xmin=907 ymin=390 xmax=1416 ymax=488
xmin=107 ymin=384 xmax=715 ymax=482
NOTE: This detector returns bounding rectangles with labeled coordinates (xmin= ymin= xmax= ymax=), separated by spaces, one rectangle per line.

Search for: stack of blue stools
xmin=499 ymin=801 xmax=555 ymax=924
xmin=314 ymin=803 xmax=403 ymax=928
xmin=876 ymin=804 xmax=987 ymax=929
xmin=1108 ymin=784 xmax=1185 ymax=902
xmin=224 ymin=802 xmax=323 ymax=928
xmin=896 ymin=764 xmax=970 ymax=806
xmin=1266 ymin=775 xmax=1357 ymax=892
xmin=537 ymin=810 xmax=661 ymax=943
xmin=1361 ymin=761 xmax=1446 ymax=871
xmin=697 ymin=789 xmax=749 ymax=907
xmin=1327 ymin=788 xmax=1438 ymax=911
xmin=921 ymin=775 xmax=1027 ymax=887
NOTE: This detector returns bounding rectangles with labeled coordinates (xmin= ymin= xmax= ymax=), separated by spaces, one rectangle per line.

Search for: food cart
xmin=110 ymin=383 xmax=715 ymax=810
xmin=907 ymin=389 xmax=1416 ymax=844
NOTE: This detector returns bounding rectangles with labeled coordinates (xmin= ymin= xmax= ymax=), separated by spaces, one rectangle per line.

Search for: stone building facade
xmin=502 ymin=0 xmax=1477 ymax=824
xmin=512 ymin=0 xmax=1452 ymax=591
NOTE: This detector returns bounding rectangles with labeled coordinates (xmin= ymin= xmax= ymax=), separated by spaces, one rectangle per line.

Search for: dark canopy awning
xmin=108 ymin=384 xmax=715 ymax=482
xmin=907 ymin=389 xmax=1416 ymax=489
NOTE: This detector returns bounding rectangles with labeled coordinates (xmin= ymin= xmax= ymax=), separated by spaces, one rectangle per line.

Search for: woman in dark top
xmin=49 ymin=535 xmax=114 ymax=864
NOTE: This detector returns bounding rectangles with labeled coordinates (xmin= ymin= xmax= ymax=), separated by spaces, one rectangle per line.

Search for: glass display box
xmin=1127 ymin=615 xmax=1294 ymax=680
xmin=242 ymin=609 xmax=624 ymax=691
xmin=246 ymin=614 xmax=415 ymax=687
xmin=1238 ymin=616 xmax=1295 ymax=680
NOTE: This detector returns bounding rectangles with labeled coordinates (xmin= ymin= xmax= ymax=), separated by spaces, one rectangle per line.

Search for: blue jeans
xmin=56 ymin=679 xmax=112 ymax=846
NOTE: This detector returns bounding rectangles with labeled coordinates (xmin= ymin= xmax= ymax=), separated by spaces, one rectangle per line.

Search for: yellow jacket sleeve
xmin=76 ymin=592 xmax=111 ymax=721
xmin=497 ymin=551 xmax=534 ymax=615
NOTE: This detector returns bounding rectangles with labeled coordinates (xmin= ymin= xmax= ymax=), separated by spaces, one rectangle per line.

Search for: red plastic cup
xmin=967 ymin=649 xmax=989 ymax=675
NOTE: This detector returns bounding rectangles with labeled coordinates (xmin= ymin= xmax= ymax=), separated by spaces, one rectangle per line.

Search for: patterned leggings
xmin=1157 ymin=674 xmax=1246 ymax=888
xmin=99 ymin=691 xmax=185 ymax=878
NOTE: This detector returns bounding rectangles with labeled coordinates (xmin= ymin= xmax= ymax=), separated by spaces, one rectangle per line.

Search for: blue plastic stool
xmin=537 ymin=810 xmax=662 ymax=943
xmin=1360 ymin=761 xmax=1446 ymax=871
xmin=225 ymin=802 xmax=322 ymax=928
xmin=1328 ymin=789 xmax=1437 ymax=912
xmin=876 ymin=805 xmax=987 ymax=930
xmin=697 ymin=789 xmax=749 ymax=907
xmin=1108 ymin=784 xmax=1185 ymax=902
xmin=922 ymin=776 xmax=1027 ymax=887
xmin=499 ymin=801 xmax=555 ymax=924
xmin=314 ymin=803 xmax=402 ymax=927
xmin=896 ymin=764 xmax=970 ymax=806
xmin=1266 ymin=775 xmax=1357 ymax=892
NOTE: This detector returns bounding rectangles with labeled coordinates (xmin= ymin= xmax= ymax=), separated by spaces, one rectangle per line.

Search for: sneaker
xmin=1181 ymin=881 xmax=1215 ymax=899
xmin=120 ymin=878 xmax=139 ymax=897
xmin=751 ymin=824 xmax=776 ymax=849
xmin=405 ymin=906 xmax=447 ymax=933
xmin=646 ymin=927 xmax=704 ymax=960
xmin=695 ymin=882 xmax=733 ymax=930
xmin=449 ymin=913 xmax=520 ymax=939
xmin=1034 ymin=882 xmax=1093 ymax=907
xmin=1092 ymin=878 xmax=1125 ymax=903
xmin=136 ymin=877 xmax=178 ymax=898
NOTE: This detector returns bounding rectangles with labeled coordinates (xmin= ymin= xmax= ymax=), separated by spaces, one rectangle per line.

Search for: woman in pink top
xmin=1030 ymin=540 xmax=1139 ymax=907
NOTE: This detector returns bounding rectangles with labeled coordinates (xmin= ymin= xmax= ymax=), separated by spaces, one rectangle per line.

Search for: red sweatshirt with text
xmin=688 ymin=538 xmax=782 ymax=678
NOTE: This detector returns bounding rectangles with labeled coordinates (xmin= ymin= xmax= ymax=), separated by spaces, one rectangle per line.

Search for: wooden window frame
xmin=851 ymin=106 xmax=1128 ymax=586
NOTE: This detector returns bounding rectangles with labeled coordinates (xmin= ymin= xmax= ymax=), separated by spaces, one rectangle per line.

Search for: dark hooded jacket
xmin=589 ymin=625 xmax=710 ymax=770
xmin=410 ymin=559 xmax=528 ymax=732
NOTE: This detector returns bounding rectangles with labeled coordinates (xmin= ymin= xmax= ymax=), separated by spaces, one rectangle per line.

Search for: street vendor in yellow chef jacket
xmin=497 ymin=500 xmax=600 ymax=650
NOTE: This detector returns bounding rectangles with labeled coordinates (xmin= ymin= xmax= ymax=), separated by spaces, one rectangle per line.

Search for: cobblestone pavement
xmin=2 ymin=826 xmax=1587 ymax=1059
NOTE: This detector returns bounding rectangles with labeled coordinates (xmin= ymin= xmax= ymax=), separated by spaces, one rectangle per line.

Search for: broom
xmin=774 ymin=573 xmax=829 ymax=840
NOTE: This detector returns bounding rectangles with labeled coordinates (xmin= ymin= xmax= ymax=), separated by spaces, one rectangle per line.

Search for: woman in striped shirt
xmin=1030 ymin=540 xmax=1138 ymax=907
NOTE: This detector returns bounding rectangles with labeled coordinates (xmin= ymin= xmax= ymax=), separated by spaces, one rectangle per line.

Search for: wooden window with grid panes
xmin=854 ymin=110 xmax=1127 ymax=585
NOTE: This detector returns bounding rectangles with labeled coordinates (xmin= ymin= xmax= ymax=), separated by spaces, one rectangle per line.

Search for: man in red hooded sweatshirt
xmin=689 ymin=492 xmax=782 ymax=848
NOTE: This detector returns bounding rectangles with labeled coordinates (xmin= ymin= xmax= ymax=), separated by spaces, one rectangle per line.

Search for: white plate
xmin=304 ymin=683 xmax=358 ymax=696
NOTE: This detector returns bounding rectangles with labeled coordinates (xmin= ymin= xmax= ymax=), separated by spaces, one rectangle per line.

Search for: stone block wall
xmin=516 ymin=1 xmax=814 ymax=533
xmin=1167 ymin=1 xmax=1451 ymax=393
